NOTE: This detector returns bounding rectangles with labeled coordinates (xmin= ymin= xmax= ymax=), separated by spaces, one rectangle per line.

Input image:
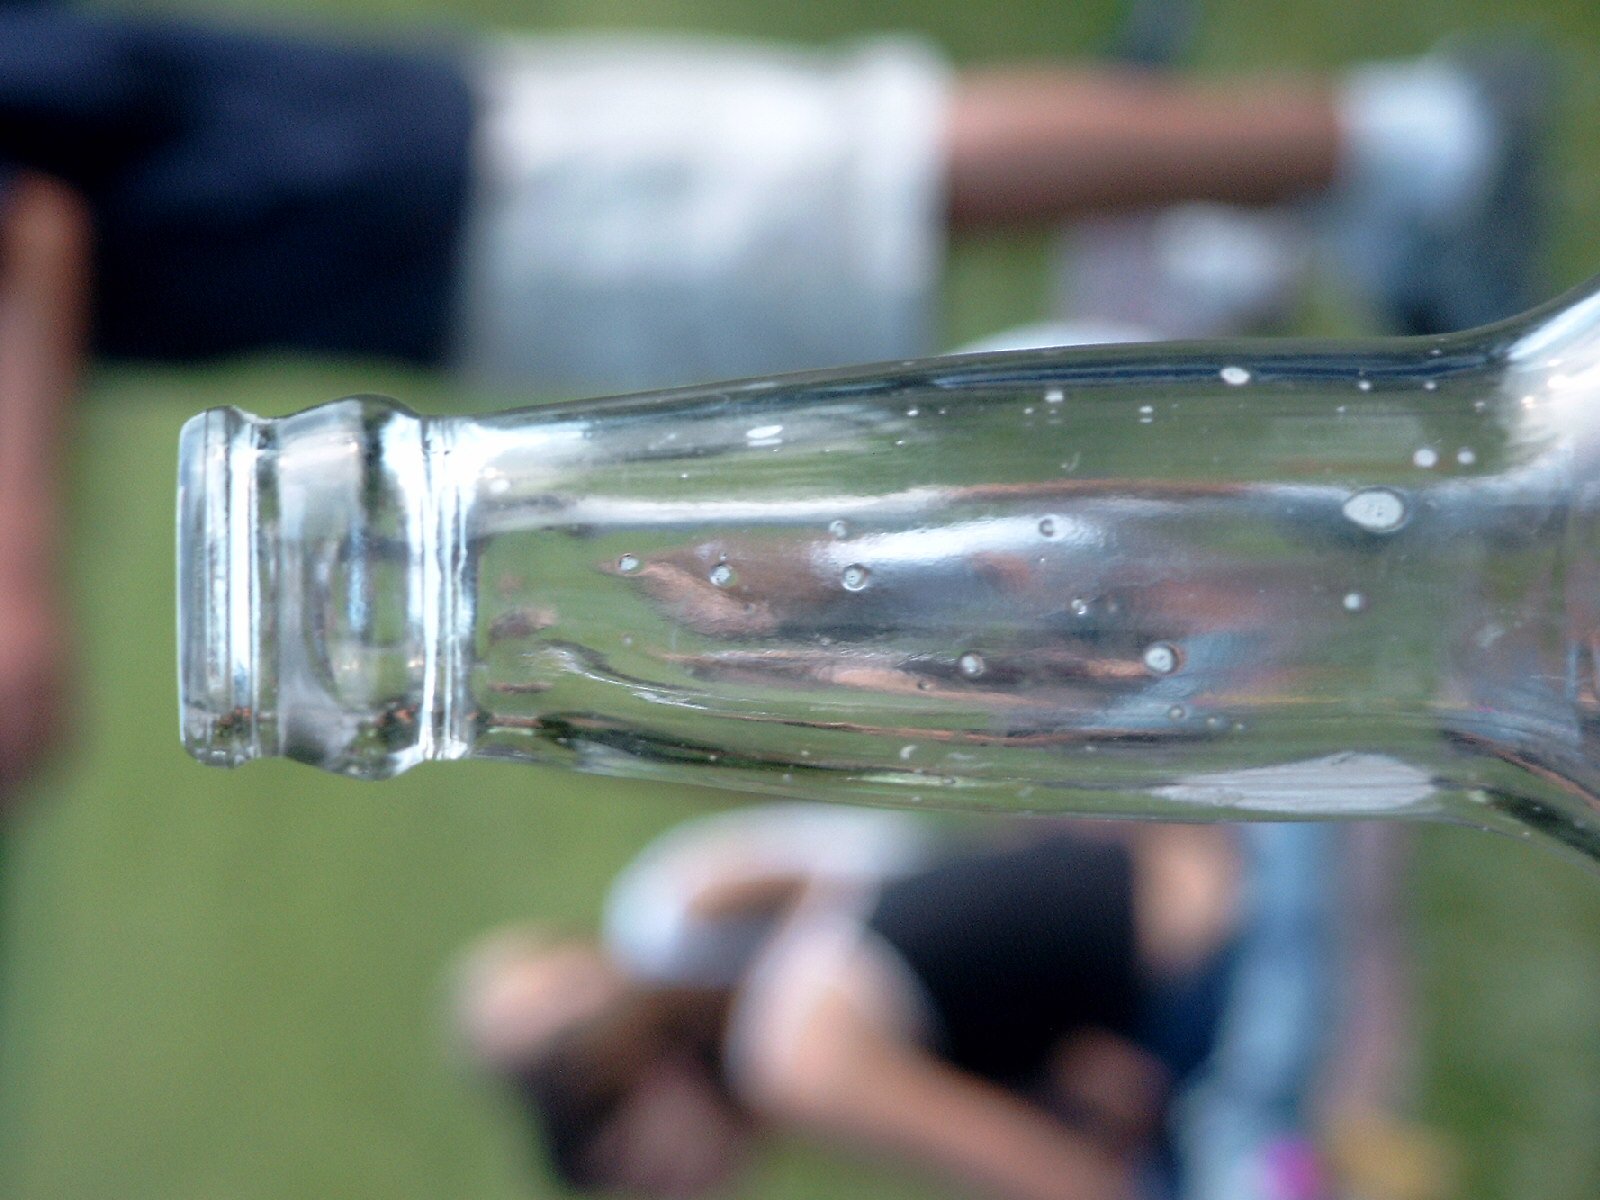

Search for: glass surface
xmin=179 ymin=279 xmax=1600 ymax=866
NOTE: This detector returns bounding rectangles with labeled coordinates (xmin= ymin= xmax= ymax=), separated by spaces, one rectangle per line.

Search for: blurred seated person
xmin=455 ymin=807 xmax=1338 ymax=1200
xmin=0 ymin=4 xmax=1546 ymax=791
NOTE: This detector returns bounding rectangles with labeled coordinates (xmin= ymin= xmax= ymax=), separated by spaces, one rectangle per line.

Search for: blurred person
xmin=0 ymin=5 xmax=1549 ymax=792
xmin=454 ymin=805 xmax=1340 ymax=1200
xmin=0 ymin=8 xmax=1542 ymax=391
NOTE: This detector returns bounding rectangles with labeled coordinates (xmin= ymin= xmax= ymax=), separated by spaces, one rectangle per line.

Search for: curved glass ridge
xmin=178 ymin=404 xmax=262 ymax=766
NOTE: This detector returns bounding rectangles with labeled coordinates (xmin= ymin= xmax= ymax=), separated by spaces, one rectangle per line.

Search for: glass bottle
xmin=179 ymin=279 xmax=1600 ymax=866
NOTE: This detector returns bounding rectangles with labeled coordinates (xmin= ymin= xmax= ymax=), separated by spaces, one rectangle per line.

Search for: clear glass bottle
xmin=179 ymin=280 xmax=1600 ymax=866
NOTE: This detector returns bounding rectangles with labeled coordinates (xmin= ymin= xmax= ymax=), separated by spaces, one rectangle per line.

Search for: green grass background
xmin=4 ymin=1 xmax=1600 ymax=1197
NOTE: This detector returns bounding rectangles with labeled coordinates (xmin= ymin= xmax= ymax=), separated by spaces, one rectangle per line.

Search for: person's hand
xmin=1046 ymin=1030 xmax=1168 ymax=1156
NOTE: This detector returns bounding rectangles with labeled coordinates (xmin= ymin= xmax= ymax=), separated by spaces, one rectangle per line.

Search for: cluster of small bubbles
xmin=1138 ymin=404 xmax=1155 ymax=424
xmin=1167 ymin=705 xmax=1187 ymax=722
xmin=957 ymin=652 xmax=986 ymax=678
xmin=1039 ymin=517 xmax=1057 ymax=538
xmin=841 ymin=563 xmax=871 ymax=592
xmin=1143 ymin=642 xmax=1179 ymax=675
xmin=1456 ymin=447 xmax=1477 ymax=466
xmin=1342 ymin=487 xmax=1407 ymax=533
xmin=709 ymin=563 xmax=735 ymax=588
xmin=1070 ymin=597 xmax=1091 ymax=617
xmin=1045 ymin=387 xmax=1065 ymax=404
xmin=1220 ymin=365 xmax=1251 ymax=386
xmin=1342 ymin=591 xmax=1367 ymax=613
xmin=1412 ymin=446 xmax=1439 ymax=469
xmin=828 ymin=519 xmax=850 ymax=539
xmin=617 ymin=553 xmax=641 ymax=575
xmin=1423 ymin=380 xmax=1439 ymax=392
xmin=1357 ymin=379 xmax=1373 ymax=393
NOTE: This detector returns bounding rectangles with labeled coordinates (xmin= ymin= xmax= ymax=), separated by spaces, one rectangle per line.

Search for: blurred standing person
xmin=0 ymin=4 xmax=1546 ymax=795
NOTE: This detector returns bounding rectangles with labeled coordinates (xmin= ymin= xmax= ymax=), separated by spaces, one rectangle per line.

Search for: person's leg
xmin=948 ymin=44 xmax=1549 ymax=336
xmin=453 ymin=37 xmax=1543 ymax=395
xmin=946 ymin=69 xmax=1338 ymax=227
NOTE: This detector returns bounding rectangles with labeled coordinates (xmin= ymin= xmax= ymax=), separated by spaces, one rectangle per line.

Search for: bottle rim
xmin=177 ymin=405 xmax=261 ymax=766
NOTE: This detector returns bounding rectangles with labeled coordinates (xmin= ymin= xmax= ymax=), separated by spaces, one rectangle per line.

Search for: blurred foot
xmin=1057 ymin=204 xmax=1311 ymax=339
xmin=450 ymin=926 xmax=619 ymax=1072
xmin=1328 ymin=38 xmax=1554 ymax=335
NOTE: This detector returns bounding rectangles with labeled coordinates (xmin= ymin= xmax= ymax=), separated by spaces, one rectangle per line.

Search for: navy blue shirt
xmin=0 ymin=8 xmax=475 ymax=364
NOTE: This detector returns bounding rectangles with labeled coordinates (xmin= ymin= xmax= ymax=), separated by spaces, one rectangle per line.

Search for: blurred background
xmin=3 ymin=0 xmax=1600 ymax=1198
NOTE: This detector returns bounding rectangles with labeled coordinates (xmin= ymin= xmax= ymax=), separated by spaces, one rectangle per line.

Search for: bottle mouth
xmin=176 ymin=405 xmax=263 ymax=766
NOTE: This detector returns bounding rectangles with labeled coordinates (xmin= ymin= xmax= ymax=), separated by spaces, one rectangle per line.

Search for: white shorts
xmin=452 ymin=35 xmax=950 ymax=396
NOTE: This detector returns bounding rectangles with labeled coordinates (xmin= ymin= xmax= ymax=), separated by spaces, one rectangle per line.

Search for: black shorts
xmin=865 ymin=831 xmax=1144 ymax=1090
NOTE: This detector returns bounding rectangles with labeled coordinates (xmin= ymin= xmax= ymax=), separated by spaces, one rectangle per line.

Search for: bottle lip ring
xmin=177 ymin=405 xmax=261 ymax=766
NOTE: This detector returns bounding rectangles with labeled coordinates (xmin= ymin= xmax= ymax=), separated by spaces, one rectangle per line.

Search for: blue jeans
xmin=1168 ymin=823 xmax=1337 ymax=1200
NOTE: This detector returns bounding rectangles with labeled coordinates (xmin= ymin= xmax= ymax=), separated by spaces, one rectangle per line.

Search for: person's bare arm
xmin=732 ymin=938 xmax=1136 ymax=1200
xmin=0 ymin=172 xmax=91 ymax=794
